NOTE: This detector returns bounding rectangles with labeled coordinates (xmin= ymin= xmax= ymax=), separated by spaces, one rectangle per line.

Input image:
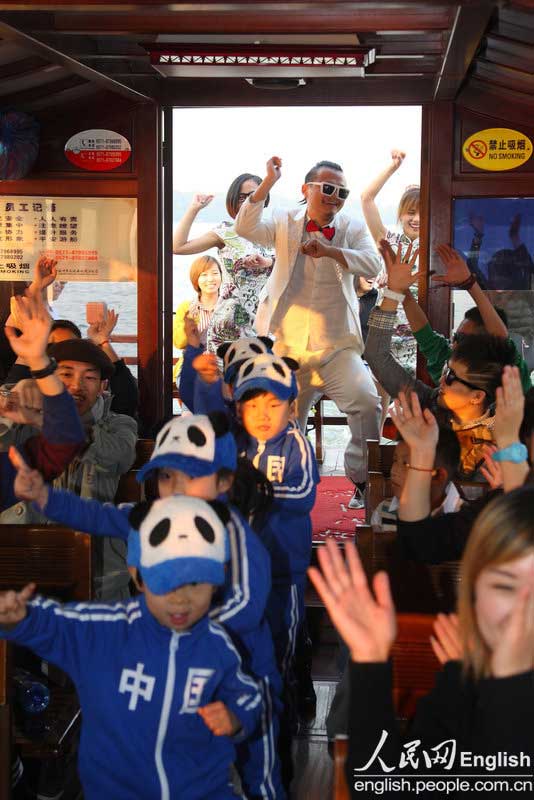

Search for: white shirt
xmin=270 ymin=223 xmax=357 ymax=358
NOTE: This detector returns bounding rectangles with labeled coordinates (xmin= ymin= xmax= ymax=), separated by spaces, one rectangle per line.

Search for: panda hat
xmin=128 ymin=495 xmax=230 ymax=594
xmin=137 ymin=412 xmax=237 ymax=482
xmin=217 ymin=336 xmax=274 ymax=384
xmin=233 ymin=353 xmax=299 ymax=402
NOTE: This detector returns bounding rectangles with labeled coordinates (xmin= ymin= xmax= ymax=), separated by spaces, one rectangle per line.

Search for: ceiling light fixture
xmin=147 ymin=44 xmax=375 ymax=78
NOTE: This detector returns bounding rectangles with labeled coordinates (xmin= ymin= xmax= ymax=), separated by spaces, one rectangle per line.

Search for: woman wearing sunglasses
xmin=364 ymin=240 xmax=516 ymax=480
xmin=235 ymin=155 xmax=382 ymax=510
xmin=172 ymin=174 xmax=274 ymax=352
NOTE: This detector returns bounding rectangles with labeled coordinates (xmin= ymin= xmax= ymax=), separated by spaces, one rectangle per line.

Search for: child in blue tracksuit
xmin=180 ymin=334 xmax=274 ymax=414
xmin=11 ymin=412 xmax=285 ymax=800
xmin=0 ymin=495 xmax=261 ymax=800
xmin=231 ymin=354 xmax=320 ymax=685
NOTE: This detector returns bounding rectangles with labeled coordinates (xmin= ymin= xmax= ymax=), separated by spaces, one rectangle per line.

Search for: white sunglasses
xmin=306 ymin=181 xmax=350 ymax=200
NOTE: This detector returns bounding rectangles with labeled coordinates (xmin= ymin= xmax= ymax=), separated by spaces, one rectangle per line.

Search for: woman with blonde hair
xmin=361 ymin=150 xmax=420 ymax=377
xmin=309 ymin=487 xmax=534 ymax=796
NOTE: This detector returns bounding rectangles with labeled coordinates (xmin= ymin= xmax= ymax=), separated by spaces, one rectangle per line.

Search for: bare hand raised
xmin=390 ymin=149 xmax=406 ymax=171
xmin=308 ymin=538 xmax=396 ymax=662
xmin=0 ymin=583 xmax=35 ymax=628
xmin=4 ymin=292 xmax=52 ymax=367
xmin=88 ymin=308 xmax=119 ymax=346
xmin=265 ymin=156 xmax=282 ymax=184
xmin=378 ymin=239 xmax=419 ymax=294
xmin=189 ymin=194 xmax=215 ymax=212
xmin=9 ymin=446 xmax=49 ymax=509
xmin=390 ymin=391 xmax=439 ymax=455
xmin=28 ymin=256 xmax=58 ymax=296
xmin=433 ymin=244 xmax=471 ymax=287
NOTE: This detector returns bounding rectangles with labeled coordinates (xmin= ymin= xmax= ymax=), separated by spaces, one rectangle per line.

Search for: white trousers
xmin=295 ymin=349 xmax=381 ymax=484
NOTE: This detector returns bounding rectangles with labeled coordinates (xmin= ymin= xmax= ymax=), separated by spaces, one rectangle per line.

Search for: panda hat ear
xmin=207 ymin=411 xmax=230 ymax=438
xmin=283 ymin=356 xmax=299 ymax=372
xmin=129 ymin=500 xmax=154 ymax=531
xmin=207 ymin=499 xmax=230 ymax=526
xmin=258 ymin=336 xmax=274 ymax=350
xmin=217 ymin=342 xmax=232 ymax=360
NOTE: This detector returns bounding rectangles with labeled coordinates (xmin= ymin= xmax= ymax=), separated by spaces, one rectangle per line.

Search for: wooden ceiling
xmin=0 ymin=1 xmax=532 ymax=109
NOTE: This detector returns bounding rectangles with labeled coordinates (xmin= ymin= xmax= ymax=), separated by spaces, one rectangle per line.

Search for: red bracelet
xmin=406 ymin=463 xmax=436 ymax=474
xmin=99 ymin=340 xmax=110 ymax=347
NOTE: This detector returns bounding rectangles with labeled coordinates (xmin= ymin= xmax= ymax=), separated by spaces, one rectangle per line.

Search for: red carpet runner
xmin=311 ymin=476 xmax=365 ymax=543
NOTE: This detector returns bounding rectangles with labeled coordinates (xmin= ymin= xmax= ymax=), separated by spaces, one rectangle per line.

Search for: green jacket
xmin=414 ymin=323 xmax=532 ymax=393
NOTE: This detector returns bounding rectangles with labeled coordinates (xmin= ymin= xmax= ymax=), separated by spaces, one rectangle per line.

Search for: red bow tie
xmin=306 ymin=219 xmax=336 ymax=241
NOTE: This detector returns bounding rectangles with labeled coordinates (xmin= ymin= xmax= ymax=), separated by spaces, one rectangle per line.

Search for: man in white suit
xmin=235 ymin=156 xmax=382 ymax=508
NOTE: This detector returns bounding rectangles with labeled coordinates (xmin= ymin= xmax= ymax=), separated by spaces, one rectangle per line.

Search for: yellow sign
xmin=462 ymin=128 xmax=533 ymax=171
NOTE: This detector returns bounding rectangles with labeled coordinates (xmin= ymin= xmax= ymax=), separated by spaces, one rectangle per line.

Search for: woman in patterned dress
xmin=173 ymin=174 xmax=274 ymax=352
xmin=361 ymin=149 xmax=420 ymax=375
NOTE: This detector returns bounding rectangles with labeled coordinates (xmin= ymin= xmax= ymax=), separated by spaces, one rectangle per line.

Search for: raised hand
xmin=378 ymin=239 xmax=419 ymax=294
xmin=4 ymin=292 xmax=52 ymax=367
xmin=184 ymin=313 xmax=201 ymax=349
xmin=28 ymin=256 xmax=58 ymax=296
xmin=87 ymin=307 xmax=119 ymax=346
xmin=432 ymin=244 xmax=471 ymax=287
xmin=308 ymin=538 xmax=396 ymax=662
xmin=0 ymin=583 xmax=35 ymax=628
xmin=494 ymin=365 xmax=525 ymax=448
xmin=390 ymin=149 xmax=406 ymax=171
xmin=265 ymin=156 xmax=282 ymax=184
xmin=189 ymin=194 xmax=215 ymax=213
xmin=390 ymin=391 xmax=439 ymax=455
xmin=479 ymin=444 xmax=504 ymax=490
xmin=430 ymin=613 xmax=462 ymax=665
xmin=300 ymin=238 xmax=330 ymax=259
xmin=9 ymin=446 xmax=49 ymax=509
xmin=491 ymin=583 xmax=534 ymax=678
xmin=192 ymin=352 xmax=221 ymax=384
xmin=198 ymin=701 xmax=240 ymax=736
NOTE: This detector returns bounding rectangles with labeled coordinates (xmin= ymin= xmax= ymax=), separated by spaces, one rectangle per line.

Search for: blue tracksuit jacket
xmin=42 ymin=491 xmax=275 ymax=680
xmin=40 ymin=490 xmax=285 ymax=798
xmin=238 ymin=421 xmax=319 ymax=582
xmin=2 ymin=597 xmax=260 ymax=799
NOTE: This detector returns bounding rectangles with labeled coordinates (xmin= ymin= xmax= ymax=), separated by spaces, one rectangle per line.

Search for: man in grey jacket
xmin=235 ymin=156 xmax=382 ymax=508
xmin=1 ymin=338 xmax=137 ymax=599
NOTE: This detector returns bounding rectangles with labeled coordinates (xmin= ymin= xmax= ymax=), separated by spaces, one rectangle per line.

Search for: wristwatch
xmin=30 ymin=357 xmax=57 ymax=379
xmin=382 ymin=288 xmax=405 ymax=303
xmin=492 ymin=442 xmax=528 ymax=463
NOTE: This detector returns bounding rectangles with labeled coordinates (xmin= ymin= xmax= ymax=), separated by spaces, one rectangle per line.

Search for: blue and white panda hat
xmin=128 ymin=495 xmax=230 ymax=594
xmin=137 ymin=412 xmax=237 ymax=482
xmin=233 ymin=353 xmax=299 ymax=402
xmin=217 ymin=336 xmax=274 ymax=384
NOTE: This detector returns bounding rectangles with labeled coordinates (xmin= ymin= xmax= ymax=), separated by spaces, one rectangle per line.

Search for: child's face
xmin=141 ymin=579 xmax=215 ymax=632
xmin=238 ymin=392 xmax=292 ymax=441
xmin=157 ymin=468 xmax=232 ymax=501
xmin=474 ymin=552 xmax=534 ymax=651
xmin=390 ymin=441 xmax=410 ymax=499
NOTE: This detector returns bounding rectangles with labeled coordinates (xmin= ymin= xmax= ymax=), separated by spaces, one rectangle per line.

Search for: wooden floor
xmin=292 ymin=681 xmax=338 ymax=799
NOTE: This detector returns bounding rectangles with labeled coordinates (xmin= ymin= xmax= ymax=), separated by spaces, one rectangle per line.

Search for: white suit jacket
xmin=235 ymin=199 xmax=381 ymax=352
